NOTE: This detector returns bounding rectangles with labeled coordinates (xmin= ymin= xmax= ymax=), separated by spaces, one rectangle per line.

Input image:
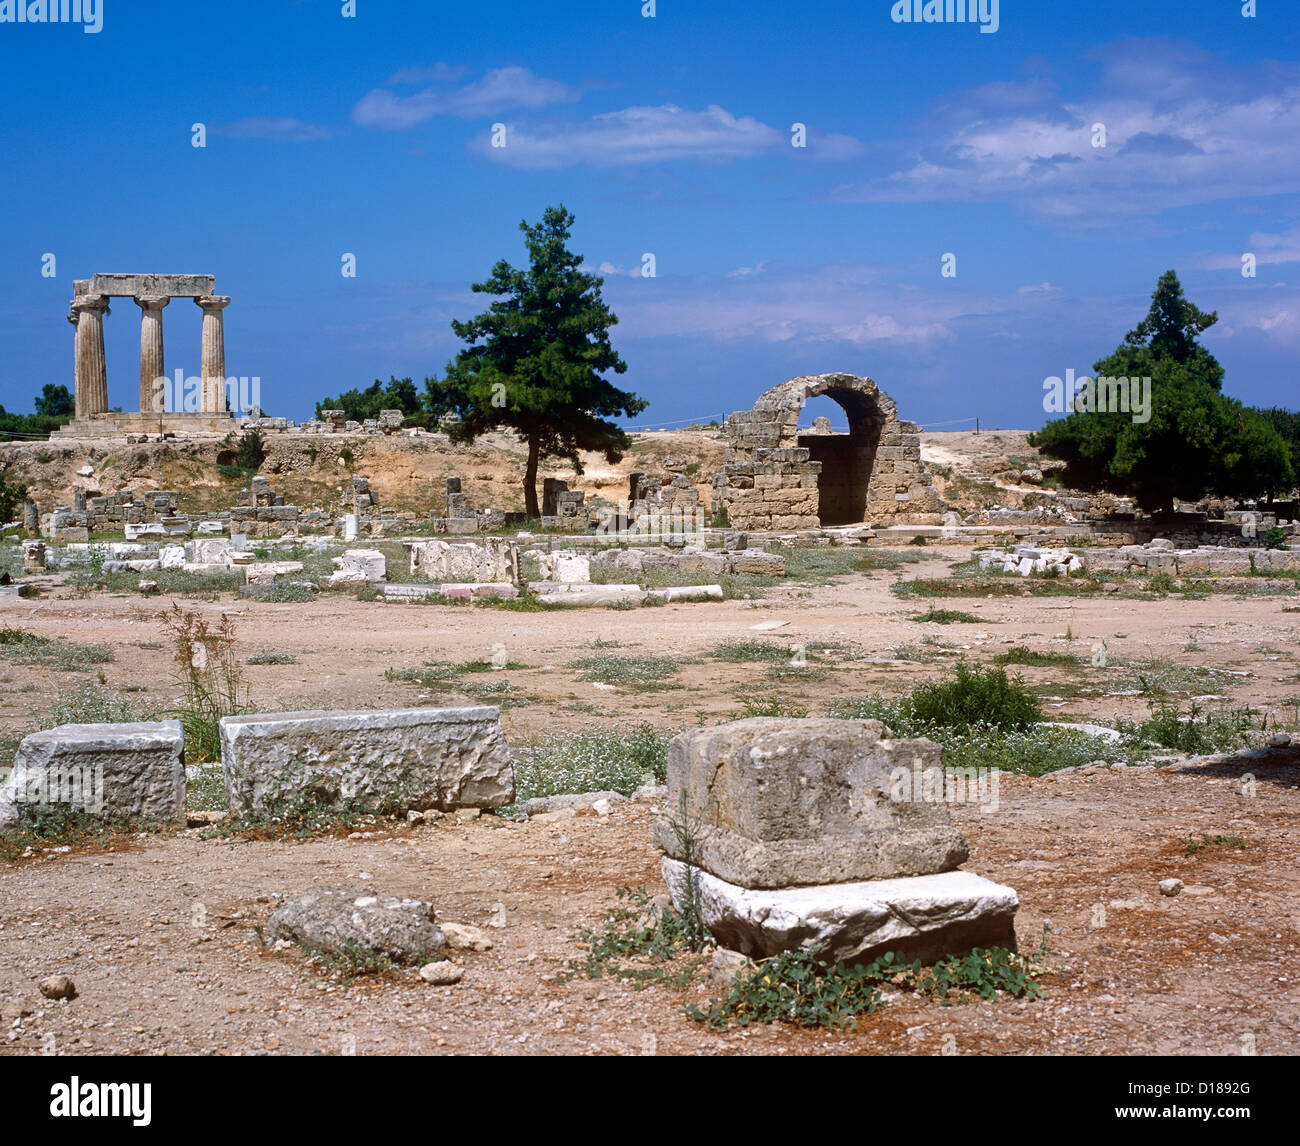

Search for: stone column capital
xmin=134 ymin=294 xmax=170 ymax=310
xmin=70 ymin=294 xmax=110 ymax=315
xmin=195 ymin=295 xmax=230 ymax=311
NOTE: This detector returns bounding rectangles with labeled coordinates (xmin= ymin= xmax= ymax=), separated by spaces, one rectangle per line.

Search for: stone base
xmin=50 ymin=412 xmax=240 ymax=439
xmin=662 ymin=858 xmax=1018 ymax=964
xmin=0 ymin=721 xmax=185 ymax=831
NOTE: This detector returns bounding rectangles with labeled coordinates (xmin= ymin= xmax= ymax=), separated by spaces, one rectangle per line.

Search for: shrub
xmin=906 ymin=662 xmax=1040 ymax=731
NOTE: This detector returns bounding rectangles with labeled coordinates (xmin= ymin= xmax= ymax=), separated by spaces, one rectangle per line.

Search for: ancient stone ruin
xmin=655 ymin=718 xmax=1017 ymax=963
xmin=428 ymin=477 xmax=505 ymax=535
xmin=715 ymin=372 xmax=945 ymax=530
xmin=55 ymin=273 xmax=239 ymax=438
xmin=220 ymin=706 xmax=515 ymax=817
xmin=0 ymin=721 xmax=185 ymax=831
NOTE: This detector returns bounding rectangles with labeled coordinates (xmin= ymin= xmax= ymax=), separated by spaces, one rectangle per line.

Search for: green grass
xmin=566 ymin=653 xmax=680 ymax=691
xmin=706 ymin=639 xmax=794 ymax=664
xmin=508 ymin=722 xmax=672 ymax=805
xmin=993 ymin=646 xmax=1083 ymax=668
xmin=245 ymin=651 xmax=298 ymax=665
xmin=1183 ymin=832 xmax=1248 ymax=856
xmin=0 ymin=628 xmax=115 ymax=673
xmin=385 ymin=658 xmax=527 ymax=692
xmin=911 ymin=607 xmax=986 ymax=625
xmin=40 ymin=681 xmax=157 ymax=727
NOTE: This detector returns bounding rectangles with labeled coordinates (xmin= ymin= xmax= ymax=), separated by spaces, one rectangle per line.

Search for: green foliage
xmin=427 ymin=205 xmax=648 ymax=517
xmin=993 ymin=645 xmax=1082 ymax=667
xmin=1116 ymin=702 xmax=1256 ymax=755
xmin=509 ymin=722 xmax=671 ymax=803
xmin=1261 ymin=526 xmax=1289 ymax=550
xmin=42 ymin=681 xmax=154 ymax=727
xmin=0 ymin=468 xmax=28 ymax=524
xmin=245 ymin=650 xmax=297 ymax=665
xmin=1252 ymin=407 xmax=1300 ymax=480
xmin=565 ymin=887 xmax=712 ymax=989
xmin=687 ymin=945 xmax=884 ymax=1030
xmin=0 ymin=628 xmax=115 ymax=672
xmin=907 ymin=662 xmax=1041 ymax=730
xmin=739 ymin=694 xmax=809 ymax=718
xmin=1030 ymin=271 xmax=1295 ymax=511
xmin=911 ymin=607 xmax=985 ymax=624
xmin=687 ymin=944 xmax=1043 ymax=1031
xmin=34 ymin=383 xmax=74 ymax=418
xmin=313 ymin=375 xmax=421 ymax=423
xmin=566 ymin=652 xmax=679 ymax=690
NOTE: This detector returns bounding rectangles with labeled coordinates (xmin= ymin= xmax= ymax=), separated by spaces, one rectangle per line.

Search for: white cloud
xmin=473 ymin=104 xmax=862 ymax=168
xmin=352 ymin=66 xmax=576 ymax=130
xmin=831 ymin=39 xmax=1300 ymax=227
xmin=218 ymin=116 xmax=330 ymax=142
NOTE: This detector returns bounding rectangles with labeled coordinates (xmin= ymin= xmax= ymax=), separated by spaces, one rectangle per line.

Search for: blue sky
xmin=0 ymin=0 xmax=1296 ymax=430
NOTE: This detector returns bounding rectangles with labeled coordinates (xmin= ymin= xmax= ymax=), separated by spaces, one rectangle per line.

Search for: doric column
xmin=69 ymin=294 xmax=110 ymax=418
xmin=135 ymin=295 xmax=170 ymax=414
xmin=195 ymin=295 xmax=230 ymax=413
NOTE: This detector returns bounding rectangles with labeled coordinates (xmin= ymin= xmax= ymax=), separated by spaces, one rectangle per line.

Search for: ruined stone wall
xmin=714 ymin=373 xmax=944 ymax=530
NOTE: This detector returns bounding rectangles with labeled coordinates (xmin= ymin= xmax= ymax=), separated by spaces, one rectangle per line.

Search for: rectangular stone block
xmin=86 ymin=273 xmax=215 ymax=298
xmin=654 ymin=718 xmax=968 ymax=888
xmin=220 ymin=706 xmax=514 ymax=816
xmin=663 ymin=859 xmax=1018 ymax=965
xmin=0 ymin=721 xmax=185 ymax=830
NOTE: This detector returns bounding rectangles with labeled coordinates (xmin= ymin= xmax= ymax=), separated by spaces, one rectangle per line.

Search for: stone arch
xmin=714 ymin=372 xmax=944 ymax=530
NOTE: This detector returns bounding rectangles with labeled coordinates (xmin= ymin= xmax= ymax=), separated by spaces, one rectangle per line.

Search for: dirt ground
xmin=1 ymin=547 xmax=1298 ymax=1056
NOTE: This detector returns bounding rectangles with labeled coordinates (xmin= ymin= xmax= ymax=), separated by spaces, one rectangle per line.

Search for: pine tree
xmin=428 ymin=205 xmax=647 ymax=518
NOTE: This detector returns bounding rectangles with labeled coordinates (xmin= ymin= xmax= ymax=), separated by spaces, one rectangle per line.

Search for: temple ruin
xmin=713 ymin=372 xmax=945 ymax=530
xmin=53 ymin=273 xmax=239 ymax=438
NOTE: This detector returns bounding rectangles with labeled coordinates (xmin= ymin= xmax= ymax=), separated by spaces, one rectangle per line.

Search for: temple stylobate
xmin=55 ymin=273 xmax=239 ymax=439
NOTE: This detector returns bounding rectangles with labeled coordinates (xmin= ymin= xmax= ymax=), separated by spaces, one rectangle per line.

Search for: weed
xmin=1183 ymin=832 xmax=1248 ymax=855
xmin=911 ymin=607 xmax=985 ymax=625
xmin=686 ymin=944 xmax=1043 ymax=1031
xmin=245 ymin=651 xmax=298 ymax=665
xmin=567 ymin=653 xmax=679 ymax=691
xmin=738 ymin=693 xmax=809 ymax=718
xmin=0 ymin=628 xmax=115 ymax=673
xmin=509 ymin=723 xmax=672 ymax=805
xmin=159 ymin=605 xmax=249 ymax=764
xmin=40 ymin=681 xmax=156 ymax=727
xmin=564 ymin=887 xmax=712 ymax=989
xmin=993 ymin=646 xmax=1082 ymax=668
xmin=1117 ymin=703 xmax=1256 ymax=755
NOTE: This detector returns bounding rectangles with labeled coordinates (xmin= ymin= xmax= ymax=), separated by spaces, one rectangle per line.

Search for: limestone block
xmin=653 ymin=718 xmax=968 ymax=889
xmin=158 ymin=544 xmax=186 ymax=569
xmin=266 ymin=885 xmax=445 ymax=964
xmin=331 ymin=548 xmax=386 ymax=583
xmin=221 ymin=706 xmax=514 ymax=816
xmin=0 ymin=721 xmax=185 ymax=831
xmin=663 ymin=859 xmax=1018 ymax=964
